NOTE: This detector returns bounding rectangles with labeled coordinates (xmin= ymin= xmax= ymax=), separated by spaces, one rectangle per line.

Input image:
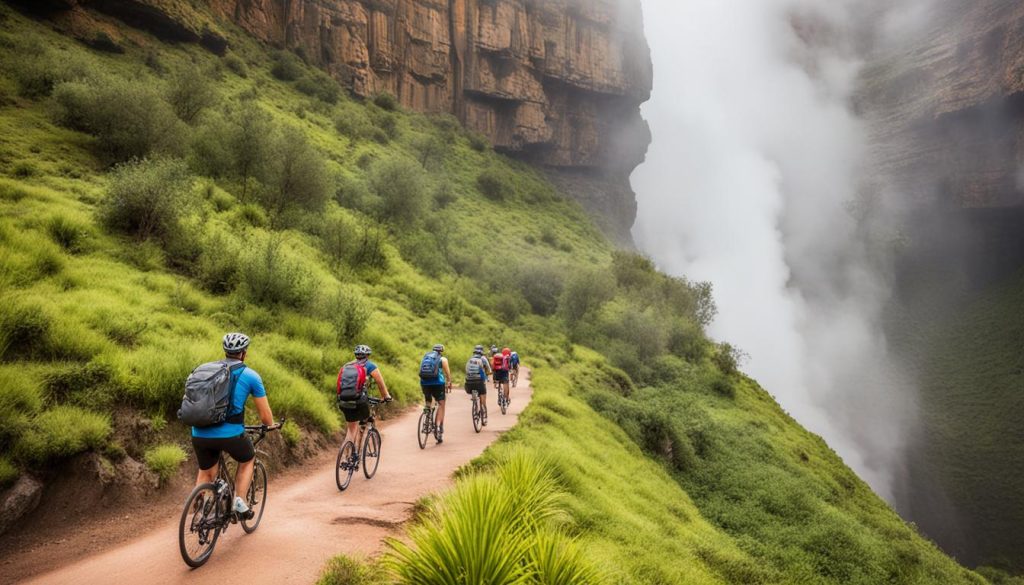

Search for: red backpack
xmin=492 ymin=354 xmax=507 ymax=371
xmin=336 ymin=360 xmax=368 ymax=403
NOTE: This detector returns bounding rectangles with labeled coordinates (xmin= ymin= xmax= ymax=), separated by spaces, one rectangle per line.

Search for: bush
xmin=372 ymin=92 xmax=398 ymax=111
xmin=518 ymin=263 xmax=565 ymax=316
xmin=368 ymin=107 xmax=400 ymax=141
xmin=320 ymin=211 xmax=359 ymax=267
xmin=0 ymin=366 xmax=43 ymax=451
xmin=223 ymin=52 xmax=248 ymax=77
xmin=240 ymin=233 xmax=317 ymax=308
xmin=333 ymin=101 xmax=375 ymax=141
xmin=260 ymin=125 xmax=331 ymax=218
xmin=144 ymin=443 xmax=186 ymax=484
xmin=712 ymin=342 xmax=747 ymax=377
xmin=53 ymin=77 xmax=187 ymax=163
xmin=368 ymin=155 xmax=427 ymax=225
xmin=45 ymin=214 xmax=91 ymax=254
xmin=165 ymin=67 xmax=218 ymax=124
xmin=611 ymin=250 xmax=658 ymax=290
xmin=412 ymin=134 xmax=447 ymax=169
xmin=321 ymin=288 xmax=371 ymax=344
xmin=467 ymin=131 xmax=490 ymax=152
xmin=296 ymin=71 xmax=340 ymax=104
xmin=195 ymin=227 xmax=241 ymax=293
xmin=190 ymin=103 xmax=273 ymax=199
xmin=100 ymin=158 xmax=195 ymax=242
xmin=0 ymin=457 xmax=17 ymax=488
xmin=476 ymin=167 xmax=514 ymax=201
xmin=560 ymin=267 xmax=616 ymax=323
xmin=15 ymin=406 xmax=110 ymax=464
xmin=270 ymin=50 xmax=304 ymax=81
xmin=398 ymin=231 xmax=449 ymax=277
xmin=317 ymin=555 xmax=386 ymax=585
xmin=0 ymin=299 xmax=52 ymax=361
xmin=3 ymin=44 xmax=91 ymax=98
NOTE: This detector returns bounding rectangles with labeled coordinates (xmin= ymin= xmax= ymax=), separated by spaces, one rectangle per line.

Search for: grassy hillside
xmin=0 ymin=3 xmax=989 ymax=583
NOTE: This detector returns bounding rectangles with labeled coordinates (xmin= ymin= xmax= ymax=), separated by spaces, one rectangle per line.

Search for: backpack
xmin=492 ymin=354 xmax=506 ymax=371
xmin=419 ymin=351 xmax=442 ymax=380
xmin=466 ymin=356 xmax=485 ymax=382
xmin=336 ymin=360 xmax=368 ymax=408
xmin=178 ymin=360 xmax=246 ymax=428
xmin=510 ymin=353 xmax=520 ymax=367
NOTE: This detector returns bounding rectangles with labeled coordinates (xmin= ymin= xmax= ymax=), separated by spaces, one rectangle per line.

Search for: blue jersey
xmin=421 ymin=357 xmax=446 ymax=387
xmin=192 ymin=366 xmax=266 ymax=439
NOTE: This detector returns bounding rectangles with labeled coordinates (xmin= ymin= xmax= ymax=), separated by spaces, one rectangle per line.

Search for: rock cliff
xmin=210 ymin=0 xmax=652 ymax=242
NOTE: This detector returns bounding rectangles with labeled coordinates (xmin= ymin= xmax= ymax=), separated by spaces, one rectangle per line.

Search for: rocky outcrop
xmin=208 ymin=0 xmax=652 ymax=242
xmin=861 ymin=0 xmax=1024 ymax=209
xmin=0 ymin=476 xmax=42 ymax=536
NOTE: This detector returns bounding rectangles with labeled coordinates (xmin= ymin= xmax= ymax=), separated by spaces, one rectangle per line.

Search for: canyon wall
xmin=209 ymin=0 xmax=653 ymax=242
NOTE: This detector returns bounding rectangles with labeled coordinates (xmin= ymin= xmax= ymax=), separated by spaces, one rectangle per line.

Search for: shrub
xmin=53 ymin=77 xmax=187 ymax=163
xmin=12 ymin=161 xmax=36 ymax=178
xmin=240 ymin=233 xmax=316 ymax=308
xmin=223 ymin=52 xmax=248 ymax=77
xmin=15 ymin=406 xmax=111 ymax=464
xmin=144 ymin=443 xmax=186 ymax=484
xmin=165 ymin=67 xmax=218 ymax=123
xmin=321 ymin=288 xmax=371 ymax=344
xmin=611 ymin=250 xmax=658 ymax=290
xmin=0 ymin=366 xmax=43 ymax=450
xmin=368 ymin=107 xmax=400 ymax=141
xmin=372 ymin=92 xmax=398 ymax=111
xmin=0 ymin=457 xmax=17 ymax=488
xmin=99 ymin=158 xmax=195 ymax=242
xmin=45 ymin=214 xmax=91 ymax=254
xmin=196 ymin=227 xmax=241 ymax=293
xmin=467 ymin=131 xmax=490 ymax=152
xmin=190 ymin=103 xmax=273 ymax=199
xmin=476 ymin=167 xmax=513 ymax=201
xmin=560 ymin=267 xmax=616 ymax=323
xmin=320 ymin=211 xmax=359 ymax=267
xmin=368 ymin=155 xmax=427 ymax=226
xmin=334 ymin=101 xmax=376 ymax=141
xmin=260 ymin=125 xmax=331 ymax=218
xmin=412 ymin=134 xmax=447 ymax=169
xmin=398 ymin=231 xmax=449 ymax=277
xmin=270 ymin=50 xmax=304 ymax=81
xmin=518 ymin=263 xmax=565 ymax=316
xmin=296 ymin=71 xmax=340 ymax=104
xmin=3 ymin=44 xmax=91 ymax=98
xmin=317 ymin=555 xmax=386 ymax=585
xmin=712 ymin=342 xmax=747 ymax=377
xmin=0 ymin=298 xmax=52 ymax=361
xmin=433 ymin=183 xmax=457 ymax=208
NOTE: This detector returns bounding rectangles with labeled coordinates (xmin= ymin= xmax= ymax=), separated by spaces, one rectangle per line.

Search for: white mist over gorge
xmin=631 ymin=0 xmax=932 ymax=502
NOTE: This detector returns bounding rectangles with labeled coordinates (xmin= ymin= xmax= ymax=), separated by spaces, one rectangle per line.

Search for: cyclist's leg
xmin=225 ymin=435 xmax=256 ymax=502
xmin=435 ymin=386 xmax=446 ymax=427
xmin=343 ymin=420 xmax=360 ymax=450
xmin=191 ymin=436 xmax=222 ymax=487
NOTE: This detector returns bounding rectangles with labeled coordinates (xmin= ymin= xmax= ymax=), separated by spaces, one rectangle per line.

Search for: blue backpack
xmin=419 ymin=351 xmax=442 ymax=380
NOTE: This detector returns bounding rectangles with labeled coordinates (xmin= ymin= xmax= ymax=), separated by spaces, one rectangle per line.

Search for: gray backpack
xmin=178 ymin=360 xmax=246 ymax=428
xmin=465 ymin=356 xmax=485 ymax=382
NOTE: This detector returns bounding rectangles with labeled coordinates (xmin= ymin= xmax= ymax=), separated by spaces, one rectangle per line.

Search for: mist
xmin=631 ymin=0 xmax=930 ymax=501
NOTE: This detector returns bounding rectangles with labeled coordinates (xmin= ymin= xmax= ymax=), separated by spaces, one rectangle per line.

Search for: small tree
xmin=560 ymin=267 xmax=616 ymax=323
xmin=100 ymin=158 xmax=194 ymax=242
xmin=413 ymin=134 xmax=448 ymax=169
xmin=368 ymin=155 xmax=427 ymax=226
xmin=260 ymin=125 xmax=330 ymax=218
xmin=165 ymin=67 xmax=218 ymax=124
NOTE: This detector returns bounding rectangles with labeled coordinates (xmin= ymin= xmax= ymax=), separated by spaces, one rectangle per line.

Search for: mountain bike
xmin=510 ymin=367 xmax=518 ymax=388
xmin=496 ymin=380 xmax=510 ymax=415
xmin=336 ymin=397 xmax=384 ymax=491
xmin=178 ymin=420 xmax=285 ymax=569
xmin=417 ymin=400 xmax=441 ymax=449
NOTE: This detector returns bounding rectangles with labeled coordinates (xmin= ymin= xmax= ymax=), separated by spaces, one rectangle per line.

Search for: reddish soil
xmin=1 ymin=370 xmax=532 ymax=585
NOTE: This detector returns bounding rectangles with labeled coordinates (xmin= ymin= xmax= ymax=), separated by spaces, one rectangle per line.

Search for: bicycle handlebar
xmin=244 ymin=417 xmax=287 ymax=434
xmin=367 ymin=397 xmax=392 ymax=406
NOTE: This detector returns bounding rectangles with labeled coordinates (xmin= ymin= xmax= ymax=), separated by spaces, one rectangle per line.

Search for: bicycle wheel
xmin=179 ymin=482 xmax=221 ymax=568
xmin=499 ymin=391 xmax=508 ymax=415
xmin=472 ymin=395 xmax=482 ymax=433
xmin=362 ymin=428 xmax=382 ymax=479
xmin=417 ymin=409 xmax=430 ymax=450
xmin=336 ymin=441 xmax=356 ymax=491
xmin=241 ymin=460 xmax=267 ymax=534
xmin=511 ymin=370 xmax=518 ymax=388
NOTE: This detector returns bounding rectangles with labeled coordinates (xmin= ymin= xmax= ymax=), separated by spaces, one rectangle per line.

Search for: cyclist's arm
xmin=253 ymin=396 xmax=274 ymax=426
xmin=370 ymin=369 xmax=392 ymax=400
xmin=483 ymin=358 xmax=493 ymax=374
xmin=442 ymin=357 xmax=452 ymax=390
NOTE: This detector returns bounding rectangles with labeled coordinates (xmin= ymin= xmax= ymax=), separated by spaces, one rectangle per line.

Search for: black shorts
xmin=493 ymin=370 xmax=509 ymax=383
xmin=465 ymin=380 xmax=487 ymax=395
xmin=341 ymin=400 xmax=370 ymax=423
xmin=191 ymin=434 xmax=254 ymax=470
xmin=422 ymin=384 xmax=446 ymax=403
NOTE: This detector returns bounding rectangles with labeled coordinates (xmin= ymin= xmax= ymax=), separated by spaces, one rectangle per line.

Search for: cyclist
xmin=464 ymin=345 xmax=492 ymax=425
xmin=509 ymin=349 xmax=520 ymax=385
xmin=419 ymin=344 xmax=451 ymax=444
xmin=339 ymin=344 xmax=392 ymax=456
xmin=491 ymin=347 xmax=510 ymax=405
xmin=190 ymin=333 xmax=274 ymax=520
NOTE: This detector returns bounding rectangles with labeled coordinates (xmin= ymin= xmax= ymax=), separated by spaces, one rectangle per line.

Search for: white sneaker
xmin=233 ymin=496 xmax=251 ymax=514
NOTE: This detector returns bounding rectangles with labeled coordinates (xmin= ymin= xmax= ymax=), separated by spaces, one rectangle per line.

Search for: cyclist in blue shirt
xmin=191 ymin=332 xmax=275 ymax=519
xmin=420 ymin=344 xmax=452 ymax=444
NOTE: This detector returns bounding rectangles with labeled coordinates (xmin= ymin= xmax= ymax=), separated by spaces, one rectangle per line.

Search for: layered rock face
xmin=862 ymin=0 xmax=1024 ymax=210
xmin=210 ymin=0 xmax=652 ymax=242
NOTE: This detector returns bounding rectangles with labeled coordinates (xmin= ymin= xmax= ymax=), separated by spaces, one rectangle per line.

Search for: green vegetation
xmin=0 ymin=5 xmax=994 ymax=583
xmin=144 ymin=443 xmax=187 ymax=483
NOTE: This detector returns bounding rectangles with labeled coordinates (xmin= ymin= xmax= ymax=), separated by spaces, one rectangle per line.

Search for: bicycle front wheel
xmin=336 ymin=441 xmax=356 ymax=491
xmin=363 ymin=428 xmax=382 ymax=479
xmin=179 ymin=482 xmax=221 ymax=568
xmin=417 ymin=410 xmax=429 ymax=449
xmin=241 ymin=460 xmax=267 ymax=533
xmin=499 ymin=392 xmax=508 ymax=415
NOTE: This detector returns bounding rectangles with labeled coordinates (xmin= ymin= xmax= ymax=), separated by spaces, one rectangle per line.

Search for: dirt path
xmin=11 ymin=370 xmax=531 ymax=585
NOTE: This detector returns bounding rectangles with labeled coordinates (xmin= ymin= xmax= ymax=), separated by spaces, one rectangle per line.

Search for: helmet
xmin=223 ymin=332 xmax=251 ymax=353
xmin=354 ymin=344 xmax=372 ymax=357
xmin=433 ymin=344 xmax=444 ymax=353
xmin=490 ymin=345 xmax=498 ymax=354
xmin=502 ymin=347 xmax=511 ymax=356
xmin=473 ymin=344 xmax=484 ymax=355
xmin=511 ymin=351 xmax=518 ymax=357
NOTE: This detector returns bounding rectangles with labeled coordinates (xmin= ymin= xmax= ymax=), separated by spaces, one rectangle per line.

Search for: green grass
xmin=144 ymin=443 xmax=187 ymax=483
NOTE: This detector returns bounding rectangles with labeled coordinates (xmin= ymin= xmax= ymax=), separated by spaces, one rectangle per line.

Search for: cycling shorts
xmin=192 ymin=434 xmax=254 ymax=470
xmin=422 ymin=384 xmax=446 ymax=403
xmin=465 ymin=380 xmax=487 ymax=395
xmin=493 ymin=370 xmax=509 ymax=383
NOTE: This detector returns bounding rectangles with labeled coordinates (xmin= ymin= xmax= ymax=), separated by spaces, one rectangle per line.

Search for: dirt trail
xmin=11 ymin=370 xmax=532 ymax=585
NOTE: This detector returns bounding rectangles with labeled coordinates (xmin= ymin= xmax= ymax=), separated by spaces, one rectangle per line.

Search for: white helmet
xmin=223 ymin=332 xmax=251 ymax=353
